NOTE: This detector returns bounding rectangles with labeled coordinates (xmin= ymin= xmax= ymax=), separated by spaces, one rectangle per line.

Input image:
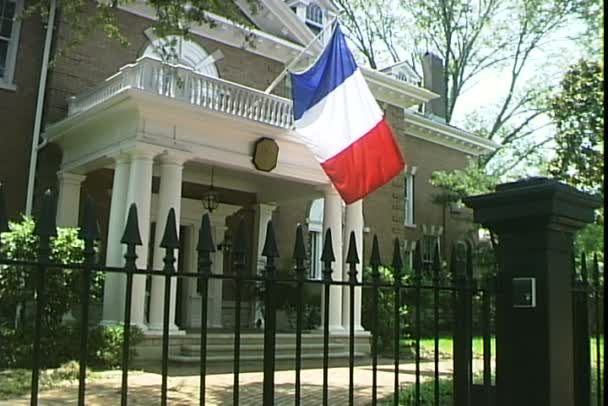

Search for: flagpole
xmin=264 ymin=14 xmax=341 ymax=95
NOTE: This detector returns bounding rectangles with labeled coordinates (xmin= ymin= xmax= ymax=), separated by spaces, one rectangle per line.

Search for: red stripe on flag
xmin=321 ymin=118 xmax=405 ymax=204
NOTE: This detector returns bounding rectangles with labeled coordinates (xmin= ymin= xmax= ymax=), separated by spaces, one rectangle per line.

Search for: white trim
xmin=403 ymin=110 xmax=499 ymax=156
xmin=404 ymin=167 xmax=416 ymax=227
xmin=143 ymin=35 xmax=219 ymax=78
xmin=0 ymin=81 xmax=16 ymax=91
xmin=0 ymin=0 xmax=23 ymax=87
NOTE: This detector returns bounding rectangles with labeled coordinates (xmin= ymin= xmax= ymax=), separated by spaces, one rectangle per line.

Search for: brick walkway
xmin=2 ymin=359 xmax=459 ymax=405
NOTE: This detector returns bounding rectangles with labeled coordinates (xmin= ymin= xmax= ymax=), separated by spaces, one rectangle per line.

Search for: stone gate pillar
xmin=464 ymin=178 xmax=601 ymax=406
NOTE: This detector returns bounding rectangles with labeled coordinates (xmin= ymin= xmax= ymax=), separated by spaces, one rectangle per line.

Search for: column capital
xmin=57 ymin=171 xmax=86 ymax=185
xmin=322 ymin=184 xmax=342 ymax=198
xmin=255 ymin=203 xmax=277 ymax=217
xmin=158 ymin=151 xmax=191 ymax=166
xmin=118 ymin=144 xmax=163 ymax=161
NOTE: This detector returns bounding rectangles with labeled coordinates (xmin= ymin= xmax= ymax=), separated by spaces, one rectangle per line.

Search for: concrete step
xmin=169 ymin=351 xmax=367 ymax=364
xmin=180 ymin=342 xmax=344 ymax=356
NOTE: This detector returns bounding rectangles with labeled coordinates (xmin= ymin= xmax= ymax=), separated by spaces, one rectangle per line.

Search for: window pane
xmin=1 ymin=17 xmax=12 ymax=38
xmin=5 ymin=0 xmax=15 ymax=17
xmin=0 ymin=39 xmax=7 ymax=78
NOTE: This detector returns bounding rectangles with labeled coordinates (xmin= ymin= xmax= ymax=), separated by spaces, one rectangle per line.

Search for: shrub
xmin=0 ymin=217 xmax=104 ymax=328
xmin=361 ymin=266 xmax=409 ymax=355
xmin=88 ymin=324 xmax=144 ymax=369
xmin=0 ymin=322 xmax=144 ymax=369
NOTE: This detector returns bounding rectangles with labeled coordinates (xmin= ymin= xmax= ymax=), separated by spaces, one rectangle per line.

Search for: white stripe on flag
xmin=294 ymin=68 xmax=384 ymax=163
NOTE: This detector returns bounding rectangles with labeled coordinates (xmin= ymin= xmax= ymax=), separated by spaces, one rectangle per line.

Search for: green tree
xmin=548 ymin=59 xmax=604 ymax=198
xmin=0 ymin=217 xmax=103 ymax=327
xmin=27 ymin=0 xmax=259 ymax=54
xmin=430 ymin=159 xmax=498 ymax=206
xmin=336 ymin=0 xmax=589 ymax=177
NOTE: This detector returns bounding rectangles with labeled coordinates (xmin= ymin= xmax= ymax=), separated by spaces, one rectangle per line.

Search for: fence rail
xmin=0 ymin=185 xmax=603 ymax=405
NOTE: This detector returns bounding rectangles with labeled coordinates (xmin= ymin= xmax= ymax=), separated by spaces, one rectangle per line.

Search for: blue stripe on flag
xmin=291 ymin=25 xmax=358 ymax=121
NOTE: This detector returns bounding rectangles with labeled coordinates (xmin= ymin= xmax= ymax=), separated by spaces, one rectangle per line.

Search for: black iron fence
xmin=0 ymin=187 xmax=602 ymax=405
xmin=572 ymin=252 xmax=604 ymax=406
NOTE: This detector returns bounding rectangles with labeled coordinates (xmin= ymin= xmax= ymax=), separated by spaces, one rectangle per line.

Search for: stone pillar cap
xmin=463 ymin=177 xmax=601 ymax=231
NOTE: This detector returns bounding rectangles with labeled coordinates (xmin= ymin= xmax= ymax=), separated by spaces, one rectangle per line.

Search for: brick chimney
xmin=422 ymin=52 xmax=447 ymax=120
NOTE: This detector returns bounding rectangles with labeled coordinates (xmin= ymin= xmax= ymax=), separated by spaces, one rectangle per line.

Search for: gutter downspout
xmin=25 ymin=0 xmax=57 ymax=216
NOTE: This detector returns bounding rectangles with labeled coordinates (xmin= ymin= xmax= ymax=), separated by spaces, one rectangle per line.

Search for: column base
xmin=316 ymin=324 xmax=346 ymax=333
xmin=98 ymin=319 xmax=149 ymax=332
xmin=145 ymin=323 xmax=186 ymax=336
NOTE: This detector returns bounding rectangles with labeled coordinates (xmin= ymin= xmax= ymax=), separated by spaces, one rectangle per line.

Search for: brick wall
xmin=362 ymin=105 xmax=472 ymax=264
xmin=0 ymin=14 xmax=45 ymax=219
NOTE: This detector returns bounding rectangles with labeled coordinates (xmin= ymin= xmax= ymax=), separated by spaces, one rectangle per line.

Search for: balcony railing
xmin=67 ymin=57 xmax=294 ymax=129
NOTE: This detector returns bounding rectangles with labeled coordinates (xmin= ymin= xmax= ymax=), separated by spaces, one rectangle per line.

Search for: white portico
xmin=43 ymin=53 xmax=383 ymax=335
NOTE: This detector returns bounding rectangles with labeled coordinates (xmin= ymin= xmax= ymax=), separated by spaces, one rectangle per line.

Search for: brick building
xmin=0 ymin=0 xmax=496 ymax=344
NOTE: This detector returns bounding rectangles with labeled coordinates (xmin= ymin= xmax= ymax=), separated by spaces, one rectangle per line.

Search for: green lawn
xmin=0 ymin=361 xmax=112 ymax=400
xmin=403 ymin=336 xmax=496 ymax=359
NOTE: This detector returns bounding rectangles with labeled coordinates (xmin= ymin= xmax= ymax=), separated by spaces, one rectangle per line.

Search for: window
xmin=306 ymin=3 xmax=323 ymax=26
xmin=421 ymin=224 xmax=443 ymax=266
xmin=404 ymin=166 xmax=417 ymax=227
xmin=143 ymin=35 xmax=219 ymax=78
xmin=0 ymin=0 xmax=22 ymax=88
xmin=307 ymin=198 xmax=324 ymax=280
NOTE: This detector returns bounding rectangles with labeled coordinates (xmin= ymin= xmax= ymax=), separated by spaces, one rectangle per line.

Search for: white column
xmin=101 ymin=154 xmax=131 ymax=324
xmin=56 ymin=172 xmax=86 ymax=227
xmin=124 ymin=148 xmax=156 ymax=330
xmin=322 ymin=186 xmax=344 ymax=332
xmin=343 ymin=200 xmax=364 ymax=331
xmin=251 ymin=203 xmax=276 ymax=328
xmin=148 ymin=153 xmax=186 ymax=333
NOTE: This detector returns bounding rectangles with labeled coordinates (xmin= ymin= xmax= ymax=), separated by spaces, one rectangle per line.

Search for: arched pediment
xmin=143 ymin=35 xmax=219 ymax=78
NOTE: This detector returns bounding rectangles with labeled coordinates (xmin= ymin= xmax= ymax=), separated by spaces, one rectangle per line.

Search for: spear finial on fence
xmin=451 ymin=241 xmax=467 ymax=279
xmin=197 ymin=213 xmax=216 ymax=253
xmin=121 ymin=203 xmax=142 ymax=245
xmin=0 ymin=183 xmax=8 ymax=234
xmin=262 ymin=220 xmax=279 ymax=259
xmin=346 ymin=231 xmax=359 ymax=266
xmin=592 ymin=252 xmax=600 ymax=287
xmin=432 ymin=241 xmax=441 ymax=272
xmin=79 ymin=196 xmax=100 ymax=242
xmin=320 ymin=228 xmax=335 ymax=263
xmin=292 ymin=224 xmax=307 ymax=263
xmin=370 ymin=234 xmax=382 ymax=268
xmin=233 ymin=218 xmax=247 ymax=256
xmin=232 ymin=218 xmax=247 ymax=271
xmin=34 ymin=189 xmax=57 ymax=238
xmin=413 ymin=241 xmax=423 ymax=272
xmin=160 ymin=208 xmax=179 ymax=249
xmin=581 ymin=252 xmax=588 ymax=284
xmin=391 ymin=238 xmax=403 ymax=271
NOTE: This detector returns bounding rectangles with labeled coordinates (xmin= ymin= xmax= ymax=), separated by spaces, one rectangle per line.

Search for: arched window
xmin=143 ymin=35 xmax=219 ymax=78
xmin=306 ymin=3 xmax=323 ymax=26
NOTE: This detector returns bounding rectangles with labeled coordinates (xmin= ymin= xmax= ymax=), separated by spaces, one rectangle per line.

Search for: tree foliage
xmin=0 ymin=217 xmax=103 ymax=327
xmin=548 ymin=59 xmax=604 ymax=198
xmin=430 ymin=159 xmax=498 ymax=205
xmin=336 ymin=0 xmax=587 ymax=176
xmin=27 ymin=0 xmax=258 ymax=54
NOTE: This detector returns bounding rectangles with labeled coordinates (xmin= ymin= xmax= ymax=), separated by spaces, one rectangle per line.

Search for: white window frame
xmin=305 ymin=2 xmax=324 ymax=28
xmin=307 ymin=198 xmax=324 ymax=280
xmin=0 ymin=0 xmax=23 ymax=90
xmin=404 ymin=166 xmax=417 ymax=227
xmin=143 ymin=35 xmax=219 ymax=78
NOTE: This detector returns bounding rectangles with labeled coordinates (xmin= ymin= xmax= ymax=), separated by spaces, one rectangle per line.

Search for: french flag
xmin=291 ymin=24 xmax=405 ymax=204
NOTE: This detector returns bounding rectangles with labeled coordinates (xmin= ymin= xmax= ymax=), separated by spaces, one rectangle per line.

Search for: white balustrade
xmin=66 ymin=57 xmax=294 ymax=129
